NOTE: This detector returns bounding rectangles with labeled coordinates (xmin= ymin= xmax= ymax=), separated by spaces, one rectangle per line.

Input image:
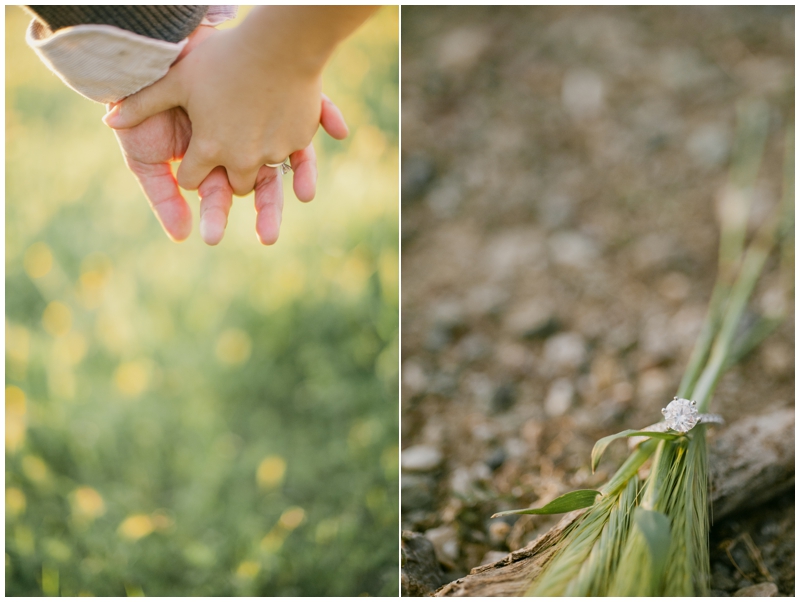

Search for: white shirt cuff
xmin=25 ymin=6 xmax=238 ymax=104
xmin=26 ymin=20 xmax=186 ymax=104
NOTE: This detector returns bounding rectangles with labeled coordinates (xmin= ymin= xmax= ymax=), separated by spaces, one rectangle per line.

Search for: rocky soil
xmin=401 ymin=6 xmax=794 ymax=596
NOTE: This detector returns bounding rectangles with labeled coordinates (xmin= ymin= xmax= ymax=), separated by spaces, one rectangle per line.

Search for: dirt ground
xmin=401 ymin=6 xmax=794 ymax=596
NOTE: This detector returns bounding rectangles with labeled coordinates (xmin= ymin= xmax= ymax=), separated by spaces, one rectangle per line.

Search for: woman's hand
xmin=105 ymin=26 xmax=324 ymax=195
xmin=107 ymin=22 xmax=350 ymax=245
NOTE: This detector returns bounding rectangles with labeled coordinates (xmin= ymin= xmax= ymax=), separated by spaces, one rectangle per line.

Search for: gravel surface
xmin=401 ymin=6 xmax=794 ymax=596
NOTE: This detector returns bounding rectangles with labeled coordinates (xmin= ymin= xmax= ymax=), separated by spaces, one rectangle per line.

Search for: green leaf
xmin=591 ymin=430 xmax=679 ymax=473
xmin=634 ymin=508 xmax=672 ymax=589
xmin=491 ymin=489 xmax=601 ymax=518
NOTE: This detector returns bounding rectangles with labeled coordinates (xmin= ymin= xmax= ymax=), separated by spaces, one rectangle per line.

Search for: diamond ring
xmin=265 ymin=160 xmax=292 ymax=175
xmin=629 ymin=397 xmax=724 ymax=448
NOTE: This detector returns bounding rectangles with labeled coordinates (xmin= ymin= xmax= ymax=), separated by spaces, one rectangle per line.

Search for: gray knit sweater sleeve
xmin=25 ymin=6 xmax=209 ymax=43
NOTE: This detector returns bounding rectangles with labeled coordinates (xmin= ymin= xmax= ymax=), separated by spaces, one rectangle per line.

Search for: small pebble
xmin=544 ymin=378 xmax=575 ymax=417
xmin=488 ymin=520 xmax=511 ymax=546
xmin=733 ymin=582 xmax=778 ymax=597
xmin=465 ymin=285 xmax=509 ymax=317
xmin=491 ymin=382 xmax=517 ymax=414
xmin=549 ymin=231 xmax=599 ymax=269
xmin=686 ymin=123 xmax=731 ymax=168
xmin=402 ymin=445 xmax=444 ymax=472
xmin=479 ymin=550 xmax=509 ymax=567
xmin=437 ymin=26 xmax=490 ymax=71
xmin=712 ymin=563 xmax=738 ymax=591
xmin=458 ymin=333 xmax=490 ymax=363
xmin=538 ymin=191 xmax=576 ymax=230
xmin=425 ymin=326 xmax=452 ymax=352
xmin=485 ymin=448 xmax=506 ymax=471
xmin=402 ymin=154 xmax=435 ymax=203
xmin=637 ymin=368 xmax=671 ymax=402
xmin=562 ymin=68 xmax=605 ymax=119
xmin=658 ymin=271 xmax=691 ymax=302
xmin=424 ymin=525 xmax=460 ymax=566
xmin=401 ymin=474 xmax=437 ymax=512
xmin=761 ymin=341 xmax=792 ymax=378
xmin=503 ymin=303 xmax=558 ymax=339
xmin=403 ymin=359 xmax=429 ymax=395
xmin=427 ymin=372 xmax=458 ymax=397
xmin=544 ymin=332 xmax=586 ymax=372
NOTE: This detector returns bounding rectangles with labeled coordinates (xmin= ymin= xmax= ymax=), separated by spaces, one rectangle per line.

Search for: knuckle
xmin=194 ymin=139 xmax=221 ymax=162
xmin=232 ymin=156 xmax=261 ymax=175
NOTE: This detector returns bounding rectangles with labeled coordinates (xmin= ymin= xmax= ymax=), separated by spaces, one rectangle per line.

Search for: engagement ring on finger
xmin=265 ymin=160 xmax=292 ymax=175
xmin=629 ymin=397 xmax=724 ymax=447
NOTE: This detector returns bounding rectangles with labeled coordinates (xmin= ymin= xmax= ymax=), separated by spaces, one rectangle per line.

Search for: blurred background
xmin=401 ymin=6 xmax=793 ymax=595
xmin=6 ymin=6 xmax=398 ymax=597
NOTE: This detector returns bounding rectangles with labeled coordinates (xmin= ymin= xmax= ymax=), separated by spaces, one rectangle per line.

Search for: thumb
xmin=103 ymin=70 xmax=184 ymax=129
xmin=320 ymin=94 xmax=349 ymax=140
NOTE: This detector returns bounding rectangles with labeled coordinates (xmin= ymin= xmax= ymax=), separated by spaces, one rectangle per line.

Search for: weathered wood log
xmin=424 ymin=408 xmax=794 ymax=597
xmin=709 ymin=407 xmax=795 ymax=520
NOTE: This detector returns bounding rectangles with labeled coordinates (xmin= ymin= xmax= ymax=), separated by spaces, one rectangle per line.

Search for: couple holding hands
xmin=26 ymin=5 xmax=377 ymax=245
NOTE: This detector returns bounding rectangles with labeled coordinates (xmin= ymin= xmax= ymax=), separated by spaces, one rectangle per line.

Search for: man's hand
xmin=109 ymin=24 xmax=349 ymax=245
xmin=103 ymin=7 xmax=367 ymax=197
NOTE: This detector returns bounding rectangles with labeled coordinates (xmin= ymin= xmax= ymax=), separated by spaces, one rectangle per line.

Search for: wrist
xmin=236 ymin=6 xmax=375 ymax=76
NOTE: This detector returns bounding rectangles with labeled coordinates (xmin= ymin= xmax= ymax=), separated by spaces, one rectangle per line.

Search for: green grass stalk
xmin=524 ymin=117 xmax=790 ymax=597
xmin=563 ymin=477 xmax=640 ymax=596
xmin=678 ymin=100 xmax=770 ymax=398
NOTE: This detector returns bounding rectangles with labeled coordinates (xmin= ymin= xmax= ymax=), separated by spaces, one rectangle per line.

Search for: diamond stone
xmin=662 ymin=398 xmax=698 ymax=433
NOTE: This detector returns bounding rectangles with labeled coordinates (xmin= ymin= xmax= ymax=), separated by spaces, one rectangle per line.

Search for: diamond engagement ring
xmin=265 ymin=160 xmax=292 ymax=175
xmin=629 ymin=397 xmax=724 ymax=448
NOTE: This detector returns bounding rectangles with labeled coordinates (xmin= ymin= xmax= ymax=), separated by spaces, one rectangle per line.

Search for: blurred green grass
xmin=5 ymin=6 xmax=399 ymax=597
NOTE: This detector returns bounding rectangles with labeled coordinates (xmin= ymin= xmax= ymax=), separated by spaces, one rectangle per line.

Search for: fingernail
xmin=199 ymin=215 xmax=222 ymax=246
xmin=102 ymin=105 xmax=121 ymax=126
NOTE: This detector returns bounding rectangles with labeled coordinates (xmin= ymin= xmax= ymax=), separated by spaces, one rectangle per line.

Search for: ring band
xmin=629 ymin=397 xmax=724 ymax=448
xmin=265 ymin=160 xmax=292 ymax=175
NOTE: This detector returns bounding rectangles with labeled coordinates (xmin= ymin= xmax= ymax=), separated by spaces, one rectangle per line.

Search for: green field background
xmin=6 ymin=6 xmax=399 ymax=596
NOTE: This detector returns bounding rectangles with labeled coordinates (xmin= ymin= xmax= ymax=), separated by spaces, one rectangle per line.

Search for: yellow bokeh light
xmin=21 ymin=455 xmax=49 ymax=483
xmin=6 ymin=487 xmax=27 ymax=517
xmin=95 ymin=310 xmax=134 ymax=354
xmin=44 ymin=538 xmax=72 ymax=562
xmin=47 ymin=366 xmax=76 ymax=401
xmin=351 ymin=124 xmax=388 ymax=161
xmin=378 ymin=249 xmax=399 ymax=302
xmin=151 ymin=510 xmax=174 ymax=532
xmin=123 ymin=585 xmax=145 ymax=597
xmin=315 ymin=518 xmax=340 ymax=545
xmin=381 ymin=445 xmax=399 ymax=479
xmin=78 ymin=271 xmax=109 ymax=309
xmin=23 ymin=242 xmax=53 ymax=279
xmin=365 ymin=487 xmax=387 ymax=513
xmin=337 ymin=252 xmax=372 ymax=296
xmin=278 ymin=507 xmax=306 ymax=531
xmin=6 ymin=322 xmax=30 ymax=365
xmin=348 ymin=418 xmax=380 ymax=450
xmin=77 ymin=274 xmax=107 ymax=307
xmin=42 ymin=564 xmax=59 ymax=596
xmin=42 ymin=301 xmax=72 ymax=337
xmin=256 ymin=456 xmax=286 ymax=489
xmin=52 ymin=332 xmax=88 ymax=366
xmin=259 ymin=530 xmax=284 ymax=554
xmin=6 ymin=385 xmax=27 ymax=452
xmin=118 ymin=514 xmax=154 ymax=541
xmin=14 ymin=525 xmax=35 ymax=556
xmin=113 ymin=359 xmax=152 ymax=398
xmin=235 ymin=560 xmax=260 ymax=579
xmin=215 ymin=329 xmax=252 ymax=365
xmin=70 ymin=487 xmax=105 ymax=521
